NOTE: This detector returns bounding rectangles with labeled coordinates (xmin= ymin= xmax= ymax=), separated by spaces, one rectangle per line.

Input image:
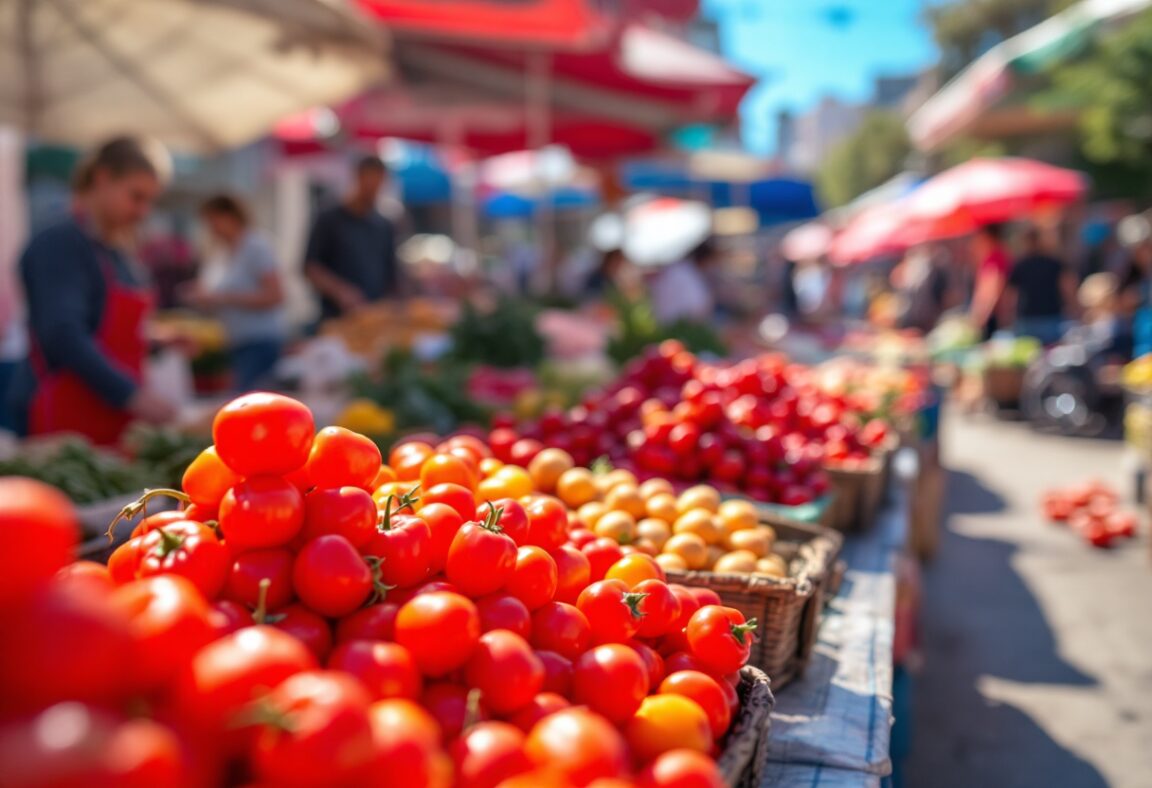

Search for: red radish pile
xmin=1040 ymin=480 xmax=1138 ymax=548
xmin=494 ymin=341 xmax=897 ymax=506
xmin=0 ymin=391 xmax=763 ymax=787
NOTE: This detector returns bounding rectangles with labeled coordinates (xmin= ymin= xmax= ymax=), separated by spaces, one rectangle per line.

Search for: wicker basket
xmin=824 ymin=456 xmax=885 ymax=532
xmin=664 ymin=516 xmax=842 ymax=689
xmin=984 ymin=365 xmax=1025 ymax=407
xmin=716 ymin=666 xmax=775 ymax=788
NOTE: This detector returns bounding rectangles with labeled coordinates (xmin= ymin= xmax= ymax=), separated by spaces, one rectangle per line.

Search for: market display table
xmin=761 ymin=486 xmax=908 ymax=788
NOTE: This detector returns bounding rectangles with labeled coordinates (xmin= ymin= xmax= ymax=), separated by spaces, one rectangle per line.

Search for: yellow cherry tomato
xmin=663 ymin=533 xmax=709 ymax=570
xmin=625 ymin=695 xmax=712 ymax=763
xmin=556 ymin=468 xmax=599 ymax=508
xmin=605 ymin=553 xmax=665 ymax=588
xmin=604 ymin=484 xmax=647 ymax=520
xmin=528 ymin=448 xmax=575 ymax=494
xmin=677 ymin=485 xmax=721 ymax=515
xmin=673 ymin=509 xmax=722 ymax=545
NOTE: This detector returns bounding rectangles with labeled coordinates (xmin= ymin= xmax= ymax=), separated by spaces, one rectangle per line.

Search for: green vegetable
xmin=449 ymin=298 xmax=546 ymax=369
xmin=605 ymin=290 xmax=727 ymax=364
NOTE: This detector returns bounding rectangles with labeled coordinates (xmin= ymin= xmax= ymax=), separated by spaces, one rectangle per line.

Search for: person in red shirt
xmin=969 ymin=223 xmax=1010 ymax=339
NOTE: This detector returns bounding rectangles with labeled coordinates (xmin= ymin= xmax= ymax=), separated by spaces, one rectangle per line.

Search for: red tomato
xmin=658 ymin=670 xmax=733 ymax=738
xmin=171 ymin=626 xmax=316 ymax=731
xmin=336 ymin=603 xmax=400 ymax=644
xmin=421 ymin=453 xmax=477 ymax=492
xmin=250 ymin=670 xmax=375 ymax=786
xmin=524 ymin=708 xmax=629 ymax=784
xmin=108 ymin=520 xmax=228 ymax=601
xmin=571 ymin=644 xmax=649 ymax=723
xmin=509 ymin=438 xmax=544 ymax=466
xmin=110 ymin=575 xmax=214 ymax=692
xmin=686 ymin=606 xmax=757 ymax=675
xmin=567 ymin=527 xmax=597 ymax=548
xmin=0 ymin=705 xmax=185 ymax=787
xmin=394 ymin=592 xmax=481 ymax=677
xmin=465 ymin=630 xmax=545 ymax=715
xmin=508 ymin=692 xmax=570 ymax=733
xmin=552 ymin=544 xmax=592 ymax=604
xmin=451 ymin=721 xmax=532 ymax=788
xmin=292 ymin=535 xmax=375 ymax=618
xmin=629 ymin=641 xmax=666 ymax=691
xmin=577 ymin=579 xmax=647 ymax=644
xmin=662 ymin=652 xmax=710 ymax=677
xmin=424 ymin=483 xmax=477 ymax=520
xmin=475 ymin=593 xmax=533 ymax=638
xmin=476 ymin=498 xmax=530 ymax=546
xmin=392 ymin=443 xmax=435 ymax=483
xmin=329 ymin=640 xmax=422 ymax=701
xmin=55 ymin=560 xmax=115 ymax=595
xmin=442 ymin=434 xmax=493 ymax=462
xmin=445 ymin=509 xmax=517 ymax=598
xmin=299 ymin=486 xmax=377 ymax=549
xmin=421 ymin=683 xmax=484 ymax=744
xmin=687 ymin=588 xmax=722 ymax=608
xmin=368 ymin=699 xmax=452 ymax=788
xmin=307 ymin=426 xmax=383 ymax=490
xmin=212 ymin=392 xmax=314 ymax=477
xmin=529 ymin=602 xmax=590 ymax=660
xmin=224 ymin=548 xmax=295 ymax=611
xmin=488 ymin=428 xmax=519 ymax=463
xmin=534 ymin=650 xmax=574 ymax=695
xmin=637 ymin=749 xmax=725 ymax=788
xmin=182 ymin=446 xmax=242 ymax=509
xmin=505 ymin=546 xmax=558 ymax=611
xmin=0 ymin=478 xmax=78 ymax=605
xmin=209 ymin=600 xmax=249 ymax=638
xmin=668 ymin=585 xmax=701 ymax=629
xmin=219 ymin=476 xmax=305 ymax=550
xmin=0 ymin=585 xmax=135 ymax=712
xmin=523 ymin=497 xmax=568 ymax=551
xmin=582 ymin=538 xmax=625 ymax=582
xmin=273 ymin=604 xmax=334 ymax=662
xmin=364 ymin=505 xmax=432 ymax=589
xmin=634 ymin=579 xmax=682 ymax=639
xmin=420 ymin=503 xmax=465 ymax=574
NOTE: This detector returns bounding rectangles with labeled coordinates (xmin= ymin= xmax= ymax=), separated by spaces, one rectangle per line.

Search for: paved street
xmin=905 ymin=410 xmax=1152 ymax=788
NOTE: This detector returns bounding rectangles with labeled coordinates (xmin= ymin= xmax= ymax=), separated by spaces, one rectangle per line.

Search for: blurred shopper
xmin=12 ymin=136 xmax=177 ymax=444
xmin=1073 ymin=273 xmax=1132 ymax=361
xmin=305 ymin=155 xmax=398 ymax=319
xmin=650 ymin=240 xmax=716 ymax=325
xmin=186 ymin=194 xmax=287 ymax=393
xmin=969 ymin=223 xmax=1010 ymax=339
xmin=1005 ymin=226 xmax=1074 ymax=345
xmin=1118 ymin=220 xmax=1152 ymax=357
xmin=892 ymin=245 xmax=948 ymax=333
xmin=584 ymin=247 xmax=627 ymax=298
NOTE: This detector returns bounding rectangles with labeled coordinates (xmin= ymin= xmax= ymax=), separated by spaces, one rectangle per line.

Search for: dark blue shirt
xmin=13 ymin=219 xmax=142 ymax=414
xmin=304 ymin=205 xmax=397 ymax=319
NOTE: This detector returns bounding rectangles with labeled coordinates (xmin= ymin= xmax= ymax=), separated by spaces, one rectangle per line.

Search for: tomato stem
xmin=230 ymin=698 xmax=297 ymax=732
xmin=379 ymin=495 xmax=396 ymax=531
xmin=730 ymin=618 xmax=758 ymax=645
xmin=364 ymin=556 xmax=397 ymax=603
xmin=154 ymin=527 xmax=186 ymax=559
xmin=251 ymin=578 xmax=285 ymax=625
xmin=105 ymin=488 xmax=192 ymax=542
xmin=623 ymin=591 xmax=649 ymax=619
xmin=480 ymin=500 xmax=505 ymax=533
xmin=462 ymin=688 xmax=484 ymax=732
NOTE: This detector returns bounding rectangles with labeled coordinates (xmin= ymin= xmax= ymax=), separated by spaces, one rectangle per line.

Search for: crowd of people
xmin=6 ymin=136 xmax=402 ymax=446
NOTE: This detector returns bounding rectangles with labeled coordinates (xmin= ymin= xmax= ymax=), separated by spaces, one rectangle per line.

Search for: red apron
xmin=28 ymin=249 xmax=153 ymax=447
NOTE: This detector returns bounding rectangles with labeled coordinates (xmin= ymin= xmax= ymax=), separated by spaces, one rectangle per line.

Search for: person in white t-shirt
xmin=650 ymin=240 xmax=716 ymax=325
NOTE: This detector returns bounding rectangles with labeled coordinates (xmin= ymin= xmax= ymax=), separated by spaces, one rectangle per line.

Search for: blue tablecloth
xmin=760 ymin=486 xmax=907 ymax=786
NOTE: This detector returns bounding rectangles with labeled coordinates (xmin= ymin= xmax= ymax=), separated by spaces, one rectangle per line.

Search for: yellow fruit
xmin=664 ymin=533 xmax=709 ymax=569
xmin=638 ymin=478 xmax=675 ymax=500
xmin=335 ymin=398 xmax=396 ymax=436
xmin=596 ymin=468 xmax=638 ymax=494
xmin=705 ymin=545 xmax=725 ymax=569
xmin=636 ymin=518 xmax=672 ymax=550
xmin=556 ymin=468 xmax=599 ymax=508
xmin=717 ymin=499 xmax=759 ymax=535
xmin=633 ymin=538 xmax=660 ymax=557
xmin=713 ymin=550 xmax=759 ymax=574
xmin=604 ymin=485 xmax=647 ymax=520
xmin=626 ymin=695 xmax=712 ymax=762
xmin=528 ymin=448 xmax=575 ymax=493
xmin=645 ymin=492 xmax=679 ymax=524
xmin=493 ymin=465 xmax=534 ymax=499
xmin=755 ymin=555 xmax=789 ymax=578
xmin=725 ymin=527 xmax=774 ymax=557
xmin=654 ymin=552 xmax=689 ymax=572
xmin=594 ymin=510 xmax=637 ymax=544
xmin=479 ymin=458 xmax=504 ymax=477
xmin=576 ymin=501 xmax=609 ymax=529
xmin=673 ymin=509 xmax=722 ymax=545
xmin=677 ymin=485 xmax=721 ymax=515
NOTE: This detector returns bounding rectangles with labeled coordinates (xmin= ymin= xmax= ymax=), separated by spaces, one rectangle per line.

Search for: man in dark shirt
xmin=304 ymin=156 xmax=398 ymax=320
xmin=1006 ymin=226 xmax=1074 ymax=345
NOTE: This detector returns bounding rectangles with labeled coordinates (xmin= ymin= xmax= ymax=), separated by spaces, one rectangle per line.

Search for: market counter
xmin=761 ymin=482 xmax=909 ymax=787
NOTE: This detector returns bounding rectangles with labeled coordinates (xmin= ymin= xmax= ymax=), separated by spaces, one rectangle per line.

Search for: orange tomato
xmin=392 ymin=443 xmax=435 ymax=482
xmin=372 ymin=465 xmax=398 ymax=489
xmin=479 ymin=458 xmax=504 ymax=477
xmin=625 ymin=695 xmax=712 ymax=762
xmin=604 ymin=554 xmax=665 ymax=588
xmin=420 ymin=453 xmax=477 ymax=492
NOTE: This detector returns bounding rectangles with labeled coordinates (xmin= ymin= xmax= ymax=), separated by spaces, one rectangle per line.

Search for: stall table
xmin=761 ymin=485 xmax=908 ymax=787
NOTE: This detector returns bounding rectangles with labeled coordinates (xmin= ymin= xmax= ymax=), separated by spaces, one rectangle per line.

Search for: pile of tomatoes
xmin=0 ymin=392 xmax=764 ymax=787
xmin=497 ymin=341 xmax=893 ymax=507
xmin=1039 ymin=480 xmax=1138 ymax=549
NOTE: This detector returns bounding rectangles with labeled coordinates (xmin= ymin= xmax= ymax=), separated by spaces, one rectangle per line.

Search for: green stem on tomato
xmin=105 ymin=487 xmax=192 ymax=541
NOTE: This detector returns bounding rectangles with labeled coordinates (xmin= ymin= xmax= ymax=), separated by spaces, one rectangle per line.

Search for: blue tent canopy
xmin=482 ymin=188 xmax=599 ymax=219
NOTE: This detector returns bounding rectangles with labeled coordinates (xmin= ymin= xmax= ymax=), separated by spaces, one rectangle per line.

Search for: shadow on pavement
xmin=903 ymin=470 xmax=1106 ymax=788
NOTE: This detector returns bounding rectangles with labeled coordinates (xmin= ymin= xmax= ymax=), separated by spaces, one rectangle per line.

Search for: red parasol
xmin=827 ymin=202 xmax=921 ymax=265
xmin=903 ymin=157 xmax=1087 ymax=239
xmin=356 ymin=0 xmax=609 ymax=48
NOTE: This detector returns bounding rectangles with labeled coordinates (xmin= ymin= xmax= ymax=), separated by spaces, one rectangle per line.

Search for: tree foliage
xmin=927 ymin=0 xmax=1073 ymax=80
xmin=816 ymin=111 xmax=911 ymax=208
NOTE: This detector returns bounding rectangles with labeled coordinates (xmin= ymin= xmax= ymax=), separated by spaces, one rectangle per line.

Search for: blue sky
xmin=702 ymin=0 xmax=939 ymax=154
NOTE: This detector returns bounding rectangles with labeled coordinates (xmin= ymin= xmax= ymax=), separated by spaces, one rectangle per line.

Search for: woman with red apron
xmin=15 ymin=137 xmax=176 ymax=446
